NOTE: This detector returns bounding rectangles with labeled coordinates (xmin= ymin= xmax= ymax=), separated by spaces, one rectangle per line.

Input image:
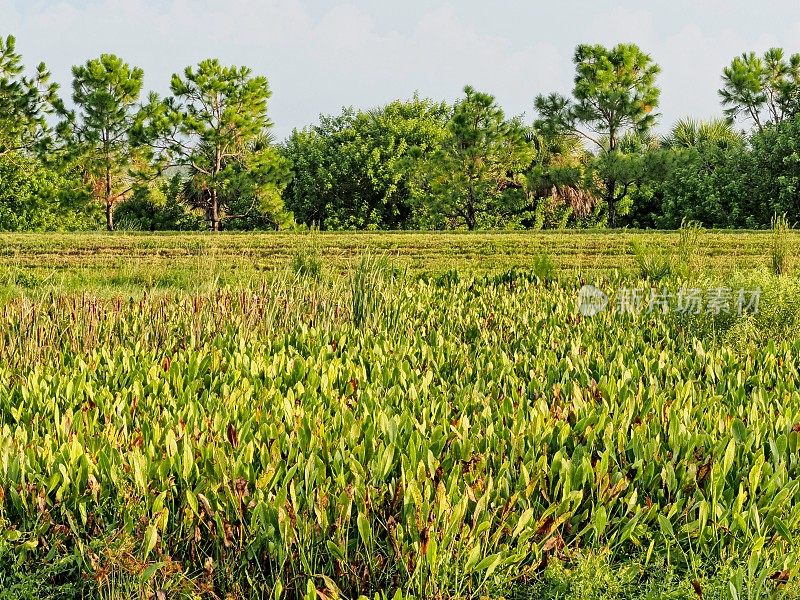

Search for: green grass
xmin=0 ymin=232 xmax=799 ymax=599
xmin=0 ymin=230 xmax=797 ymax=295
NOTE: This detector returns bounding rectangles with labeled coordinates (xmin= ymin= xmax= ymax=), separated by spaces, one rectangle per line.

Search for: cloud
xmin=277 ymin=3 xmax=568 ymax=122
xmin=5 ymin=0 xmax=800 ymax=138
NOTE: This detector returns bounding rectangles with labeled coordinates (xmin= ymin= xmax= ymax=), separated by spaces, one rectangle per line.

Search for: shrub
xmin=771 ymin=213 xmax=791 ymax=276
xmin=291 ymin=249 xmax=323 ymax=280
xmin=533 ymin=252 xmax=557 ymax=281
xmin=631 ymin=240 xmax=673 ymax=281
xmin=677 ymin=218 xmax=704 ymax=276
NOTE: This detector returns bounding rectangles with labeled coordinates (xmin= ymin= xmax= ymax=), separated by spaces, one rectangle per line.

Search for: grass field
xmin=0 ymin=230 xmax=797 ymax=294
xmin=1 ymin=231 xmax=800 ymax=599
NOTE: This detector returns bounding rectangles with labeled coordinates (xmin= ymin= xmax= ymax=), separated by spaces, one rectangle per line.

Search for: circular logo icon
xmin=578 ymin=285 xmax=609 ymax=317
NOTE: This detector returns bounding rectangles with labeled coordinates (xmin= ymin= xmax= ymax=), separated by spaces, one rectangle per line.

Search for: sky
xmin=4 ymin=0 xmax=800 ymax=140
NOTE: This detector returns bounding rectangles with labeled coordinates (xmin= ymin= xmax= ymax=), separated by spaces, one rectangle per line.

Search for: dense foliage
xmin=283 ymin=96 xmax=449 ymax=230
xmin=2 ymin=33 xmax=800 ymax=231
xmin=535 ymin=43 xmax=662 ymax=227
xmin=58 ymin=54 xmax=147 ymax=231
xmin=135 ymin=59 xmax=292 ymax=231
xmin=0 ymin=154 xmax=95 ymax=231
xmin=0 ymin=35 xmax=58 ymax=157
xmin=1 ymin=251 xmax=800 ymax=598
xmin=413 ymin=87 xmax=532 ymax=230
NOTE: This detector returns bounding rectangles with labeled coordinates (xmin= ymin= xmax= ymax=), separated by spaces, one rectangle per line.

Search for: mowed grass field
xmin=0 ymin=230 xmax=797 ymax=292
xmin=1 ymin=231 xmax=800 ymax=600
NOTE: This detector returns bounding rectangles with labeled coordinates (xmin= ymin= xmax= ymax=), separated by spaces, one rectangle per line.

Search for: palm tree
xmin=526 ymin=130 xmax=598 ymax=218
xmin=662 ymin=118 xmax=744 ymax=150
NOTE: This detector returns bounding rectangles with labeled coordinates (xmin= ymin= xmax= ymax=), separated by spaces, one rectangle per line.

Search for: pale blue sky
xmin=4 ymin=0 xmax=800 ymax=139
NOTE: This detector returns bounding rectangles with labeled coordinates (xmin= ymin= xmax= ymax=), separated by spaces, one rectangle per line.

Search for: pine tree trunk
xmin=606 ymin=127 xmax=620 ymax=229
xmin=210 ymin=189 xmax=220 ymax=232
xmin=605 ymin=179 xmax=617 ymax=229
xmin=466 ymin=184 xmax=477 ymax=230
xmin=105 ymin=165 xmax=114 ymax=231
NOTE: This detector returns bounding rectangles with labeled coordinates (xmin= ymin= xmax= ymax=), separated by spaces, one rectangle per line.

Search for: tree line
xmin=1 ymin=36 xmax=799 ymax=232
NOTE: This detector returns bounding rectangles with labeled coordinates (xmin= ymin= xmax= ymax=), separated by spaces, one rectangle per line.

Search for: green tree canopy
xmin=624 ymin=118 xmax=745 ymax=229
xmin=59 ymin=54 xmax=146 ymax=230
xmin=535 ymin=43 xmax=661 ymax=227
xmin=523 ymin=127 xmax=599 ymax=229
xmin=719 ymin=48 xmax=800 ymax=131
xmin=0 ymin=34 xmax=59 ymax=157
xmin=137 ymin=59 xmax=290 ymax=231
xmin=283 ymin=96 xmax=449 ymax=230
xmin=113 ymin=173 xmax=205 ymax=231
xmin=648 ymin=117 xmax=800 ymax=229
xmin=747 ymin=116 xmax=800 ymax=223
xmin=662 ymin=117 xmax=744 ymax=150
xmin=0 ymin=153 xmax=95 ymax=231
xmin=416 ymin=86 xmax=532 ymax=230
